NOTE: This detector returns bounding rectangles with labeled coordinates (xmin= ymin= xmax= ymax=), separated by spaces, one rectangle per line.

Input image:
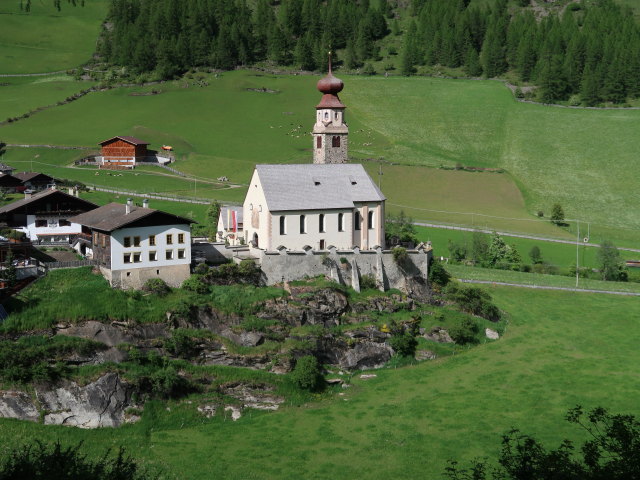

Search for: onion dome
xmin=317 ymin=71 xmax=344 ymax=95
xmin=316 ymin=52 xmax=346 ymax=109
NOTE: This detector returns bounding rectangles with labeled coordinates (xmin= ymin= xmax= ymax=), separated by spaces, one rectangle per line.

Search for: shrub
xmin=362 ymin=63 xmax=376 ymax=75
xmin=164 ymin=329 xmax=199 ymax=359
xmin=360 ymin=273 xmax=377 ymax=290
xmin=537 ymin=210 xmax=544 ymax=217
xmin=392 ymin=246 xmax=408 ymax=265
xmin=339 ymin=257 xmax=349 ymax=265
xmin=142 ymin=278 xmax=170 ymax=296
xmin=0 ymin=441 xmax=161 ymax=480
xmin=428 ymin=260 xmax=451 ymax=288
xmin=445 ymin=283 xmax=501 ymax=322
xmin=181 ymin=275 xmax=210 ymax=294
xmin=291 ymin=355 xmax=323 ymax=391
xmin=389 ymin=333 xmax=418 ymax=357
xmin=448 ymin=317 xmax=480 ymax=345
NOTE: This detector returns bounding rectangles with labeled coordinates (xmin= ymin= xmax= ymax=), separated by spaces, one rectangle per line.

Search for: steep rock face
xmin=56 ymin=321 xmax=169 ymax=346
xmin=38 ymin=373 xmax=134 ymax=428
xmin=0 ymin=373 xmax=136 ymax=428
xmin=0 ymin=391 xmax=40 ymax=422
xmin=259 ymin=288 xmax=349 ymax=327
xmin=339 ymin=342 xmax=393 ymax=370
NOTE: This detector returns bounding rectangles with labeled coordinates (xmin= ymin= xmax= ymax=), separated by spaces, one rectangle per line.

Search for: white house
xmin=0 ymin=188 xmax=98 ymax=243
xmin=216 ymin=206 xmax=243 ymax=245
xmin=71 ymin=199 xmax=193 ymax=289
xmin=243 ymin=164 xmax=385 ymax=251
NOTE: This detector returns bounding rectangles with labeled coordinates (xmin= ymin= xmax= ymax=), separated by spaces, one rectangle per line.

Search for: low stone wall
xmin=251 ymin=244 xmax=432 ymax=294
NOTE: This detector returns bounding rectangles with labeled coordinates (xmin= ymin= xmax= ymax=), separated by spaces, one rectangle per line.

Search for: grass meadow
xmin=416 ymin=226 xmax=640 ymax=271
xmin=1 ymin=286 xmax=639 ymax=479
xmin=0 ymin=0 xmax=109 ymax=74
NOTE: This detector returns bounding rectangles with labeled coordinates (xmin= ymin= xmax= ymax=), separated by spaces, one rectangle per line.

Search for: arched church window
xmin=332 ymin=136 xmax=340 ymax=148
xmin=368 ymin=211 xmax=374 ymax=230
xmin=324 ymin=111 xmax=329 ymax=120
xmin=300 ymin=215 xmax=307 ymax=234
xmin=354 ymin=211 xmax=361 ymax=231
xmin=338 ymin=213 xmax=344 ymax=232
xmin=280 ymin=216 xmax=286 ymax=235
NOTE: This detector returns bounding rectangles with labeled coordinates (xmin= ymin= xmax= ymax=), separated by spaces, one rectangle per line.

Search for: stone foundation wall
xmin=250 ymin=244 xmax=432 ymax=293
xmin=108 ymin=264 xmax=190 ymax=289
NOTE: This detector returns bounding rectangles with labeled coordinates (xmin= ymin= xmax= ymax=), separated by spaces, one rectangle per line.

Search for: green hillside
xmin=2 ymin=71 xmax=639 ymax=246
xmin=1 ymin=286 xmax=639 ymax=479
xmin=0 ymin=1 xmax=109 ymax=74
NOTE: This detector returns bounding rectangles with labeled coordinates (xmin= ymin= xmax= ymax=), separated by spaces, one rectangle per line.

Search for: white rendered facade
xmin=243 ymin=170 xmax=384 ymax=251
xmin=19 ymin=214 xmax=84 ymax=243
xmin=109 ymin=224 xmax=191 ymax=272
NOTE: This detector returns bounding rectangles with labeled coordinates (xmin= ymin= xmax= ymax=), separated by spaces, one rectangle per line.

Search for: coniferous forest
xmin=96 ymin=0 xmax=640 ymax=106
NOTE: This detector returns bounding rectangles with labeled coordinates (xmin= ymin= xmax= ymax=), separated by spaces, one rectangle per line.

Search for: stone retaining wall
xmin=249 ymin=244 xmax=432 ymax=293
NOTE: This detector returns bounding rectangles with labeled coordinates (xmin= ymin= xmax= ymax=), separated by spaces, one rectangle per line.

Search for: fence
xmin=44 ymin=260 xmax=98 ymax=270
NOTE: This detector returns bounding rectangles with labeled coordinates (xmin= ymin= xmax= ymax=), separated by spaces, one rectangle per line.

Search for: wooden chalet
xmin=0 ymin=189 xmax=98 ymax=244
xmin=0 ymin=163 xmax=15 ymax=176
xmin=13 ymin=172 xmax=55 ymax=191
xmin=98 ymin=136 xmax=150 ymax=169
xmin=0 ymin=173 xmax=25 ymax=192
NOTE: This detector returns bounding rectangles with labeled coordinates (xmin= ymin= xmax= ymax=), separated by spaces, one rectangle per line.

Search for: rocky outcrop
xmin=338 ymin=342 xmax=393 ymax=370
xmin=259 ymin=287 xmax=349 ymax=327
xmin=424 ymin=326 xmax=454 ymax=344
xmin=0 ymin=373 xmax=137 ymax=428
xmin=0 ymin=391 xmax=40 ymax=422
xmin=55 ymin=321 xmax=169 ymax=347
xmin=38 ymin=373 xmax=136 ymax=428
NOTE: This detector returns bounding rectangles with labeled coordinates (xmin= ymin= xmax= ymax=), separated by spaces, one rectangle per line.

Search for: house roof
xmin=0 ymin=189 xmax=97 ymax=214
xmin=0 ymin=163 xmax=14 ymax=171
xmin=70 ymin=202 xmax=194 ymax=232
xmin=0 ymin=173 xmax=23 ymax=187
xmin=254 ymin=164 xmax=385 ymax=212
xmin=219 ymin=206 xmax=243 ymax=230
xmin=13 ymin=172 xmax=54 ymax=182
xmin=98 ymin=136 xmax=149 ymax=146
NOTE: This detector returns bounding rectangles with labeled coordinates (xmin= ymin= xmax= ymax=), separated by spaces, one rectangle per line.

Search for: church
xmin=242 ymin=60 xmax=386 ymax=252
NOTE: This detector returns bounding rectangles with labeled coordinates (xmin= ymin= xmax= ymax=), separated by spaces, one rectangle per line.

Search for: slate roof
xmin=255 ymin=164 xmax=385 ymax=212
xmin=219 ymin=206 xmax=244 ymax=230
xmin=0 ymin=189 xmax=97 ymax=214
xmin=98 ymin=136 xmax=149 ymax=146
xmin=70 ymin=202 xmax=193 ymax=232
xmin=14 ymin=172 xmax=54 ymax=182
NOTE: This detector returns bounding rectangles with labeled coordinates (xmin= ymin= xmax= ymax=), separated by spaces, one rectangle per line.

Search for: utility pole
xmin=576 ymin=220 xmax=580 ymax=288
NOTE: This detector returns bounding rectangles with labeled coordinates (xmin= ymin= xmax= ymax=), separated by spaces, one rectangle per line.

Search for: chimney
xmin=74 ymin=186 xmax=79 ymax=198
xmin=126 ymin=198 xmax=133 ymax=215
xmin=24 ymin=190 xmax=32 ymax=200
xmin=142 ymin=199 xmax=149 ymax=209
xmin=68 ymin=187 xmax=74 ymax=196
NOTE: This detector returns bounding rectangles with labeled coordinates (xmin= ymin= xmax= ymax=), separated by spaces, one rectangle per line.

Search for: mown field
xmin=1 ymin=285 xmax=639 ymax=479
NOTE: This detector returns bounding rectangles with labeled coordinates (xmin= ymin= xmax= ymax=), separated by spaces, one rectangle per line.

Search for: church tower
xmin=313 ymin=54 xmax=348 ymax=164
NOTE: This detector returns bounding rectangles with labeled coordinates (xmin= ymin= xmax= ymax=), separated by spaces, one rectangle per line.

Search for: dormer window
xmin=313 ymin=177 xmax=321 ymax=186
xmin=349 ymin=176 xmax=357 ymax=185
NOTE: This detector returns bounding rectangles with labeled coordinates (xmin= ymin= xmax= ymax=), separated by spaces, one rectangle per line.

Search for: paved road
xmin=415 ymin=221 xmax=640 ymax=254
xmin=459 ymin=279 xmax=640 ymax=296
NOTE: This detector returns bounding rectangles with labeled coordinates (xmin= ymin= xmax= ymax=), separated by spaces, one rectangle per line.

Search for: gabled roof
xmin=254 ymin=164 xmax=385 ymax=212
xmin=13 ymin=172 xmax=54 ymax=182
xmin=0 ymin=189 xmax=97 ymax=214
xmin=70 ymin=202 xmax=194 ymax=232
xmin=219 ymin=206 xmax=244 ymax=230
xmin=98 ymin=136 xmax=149 ymax=146
xmin=0 ymin=173 xmax=23 ymax=186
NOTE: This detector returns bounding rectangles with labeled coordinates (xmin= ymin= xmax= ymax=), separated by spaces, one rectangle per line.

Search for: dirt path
xmin=414 ymin=221 xmax=640 ymax=254
xmin=459 ymin=279 xmax=640 ymax=297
